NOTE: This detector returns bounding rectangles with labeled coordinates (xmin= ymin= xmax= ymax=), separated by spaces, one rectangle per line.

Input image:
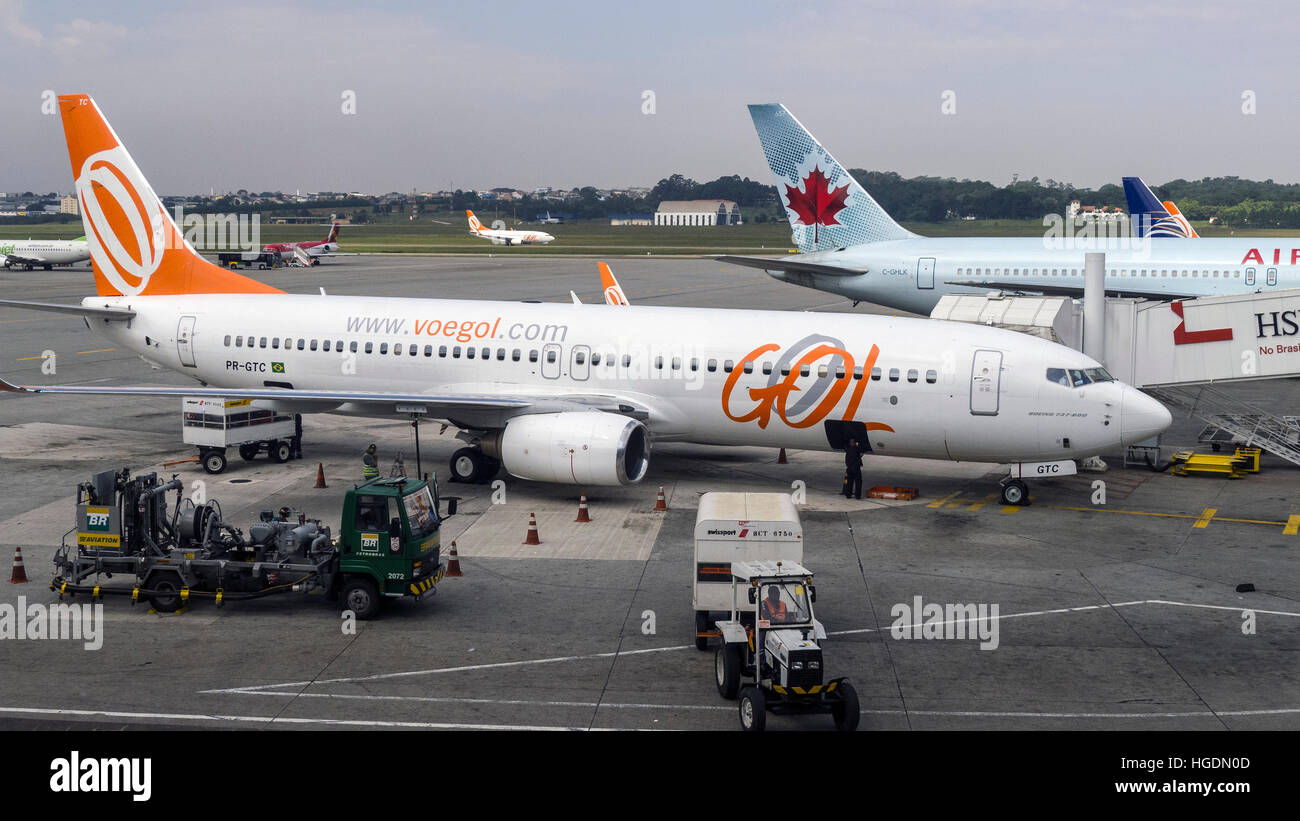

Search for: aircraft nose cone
xmin=1120 ymin=386 xmax=1172 ymax=444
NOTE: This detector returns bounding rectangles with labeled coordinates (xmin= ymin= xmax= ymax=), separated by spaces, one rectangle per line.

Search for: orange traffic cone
xmin=654 ymin=486 xmax=668 ymax=511
xmin=777 ymin=448 xmax=788 ymax=464
xmin=314 ymin=463 xmax=328 ymax=488
xmin=575 ymin=493 xmax=591 ymax=523
xmin=523 ymin=512 xmax=541 ymax=545
xmin=9 ymin=546 xmax=28 ymax=584
xmin=445 ymin=540 xmax=463 ymax=577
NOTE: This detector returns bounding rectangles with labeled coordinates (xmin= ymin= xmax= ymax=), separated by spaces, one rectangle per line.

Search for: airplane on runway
xmin=0 ymin=95 xmax=1171 ymax=505
xmin=722 ymin=104 xmax=1294 ymax=314
xmin=1 ymin=237 xmax=90 ymax=270
xmin=467 ymin=210 xmax=555 ymax=245
xmin=263 ymin=221 xmax=343 ymax=263
xmin=1123 ymin=177 xmax=1199 ymax=238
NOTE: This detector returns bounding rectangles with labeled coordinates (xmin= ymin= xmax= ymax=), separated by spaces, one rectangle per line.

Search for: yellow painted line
xmin=15 ymin=354 xmax=45 ymax=361
xmin=944 ymin=501 xmax=966 ymax=509
xmin=926 ymin=491 xmax=961 ymax=509
xmin=1193 ymin=508 xmax=1217 ymax=529
xmin=1000 ymin=506 xmax=1021 ymax=514
xmin=75 ymin=348 xmax=116 ymax=354
xmin=967 ymin=494 xmax=996 ymax=511
xmin=1043 ymin=504 xmax=1288 ymax=528
xmin=1285 ymin=515 xmax=1300 ymax=536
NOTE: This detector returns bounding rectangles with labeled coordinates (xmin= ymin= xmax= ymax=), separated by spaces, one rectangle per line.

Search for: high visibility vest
xmin=362 ymin=453 xmax=379 ymax=478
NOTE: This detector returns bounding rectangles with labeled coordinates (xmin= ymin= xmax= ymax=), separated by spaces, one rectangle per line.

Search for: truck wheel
xmin=238 ymin=444 xmax=259 ymax=461
xmin=1000 ymin=479 xmax=1028 ymax=506
xmin=270 ymin=440 xmax=291 ymax=463
xmin=342 ymin=577 xmax=381 ymax=620
xmin=739 ymin=686 xmax=766 ymax=732
xmin=715 ymin=644 xmax=741 ymax=700
xmin=832 ymin=681 xmax=861 ymax=732
xmin=695 ymin=611 xmax=711 ymax=651
xmin=148 ymin=577 xmax=183 ymax=612
xmin=202 ymin=450 xmax=228 ymax=474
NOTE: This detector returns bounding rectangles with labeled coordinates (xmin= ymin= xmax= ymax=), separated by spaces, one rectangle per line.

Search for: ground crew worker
xmin=362 ymin=443 xmax=379 ymax=480
xmin=844 ymin=437 xmax=863 ymax=500
xmin=290 ymin=413 xmax=303 ymax=460
xmin=761 ymin=585 xmax=789 ymax=623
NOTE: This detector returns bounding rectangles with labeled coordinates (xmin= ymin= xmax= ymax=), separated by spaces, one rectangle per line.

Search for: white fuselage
xmin=0 ymin=239 xmax=90 ymax=268
xmin=81 ymin=294 xmax=1169 ymax=464
xmin=471 ymin=228 xmax=555 ymax=245
xmin=783 ymin=237 xmax=1300 ymax=315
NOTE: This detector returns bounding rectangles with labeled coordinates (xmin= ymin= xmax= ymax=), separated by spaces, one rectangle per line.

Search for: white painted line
xmin=201 ymin=642 xmax=693 ymax=693
xmin=0 ymin=705 xmax=610 ymax=731
xmin=211 ymin=690 xmax=731 ymax=711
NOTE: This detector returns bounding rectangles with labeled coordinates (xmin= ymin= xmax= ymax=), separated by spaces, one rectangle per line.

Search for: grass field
xmin=3 ymin=211 xmax=1292 ymax=256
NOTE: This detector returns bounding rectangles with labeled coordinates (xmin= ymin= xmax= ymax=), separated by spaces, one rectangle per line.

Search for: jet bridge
xmin=932 ymin=286 xmax=1300 ymax=466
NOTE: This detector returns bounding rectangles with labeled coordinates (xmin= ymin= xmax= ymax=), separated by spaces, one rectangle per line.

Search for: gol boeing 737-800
xmin=466 ymin=210 xmax=554 ymax=245
xmin=0 ymin=95 xmax=1170 ymax=505
xmin=721 ymin=104 xmax=1297 ymax=315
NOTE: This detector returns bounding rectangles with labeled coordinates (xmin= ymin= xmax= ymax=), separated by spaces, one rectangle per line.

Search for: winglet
xmin=598 ymin=262 xmax=630 ymax=306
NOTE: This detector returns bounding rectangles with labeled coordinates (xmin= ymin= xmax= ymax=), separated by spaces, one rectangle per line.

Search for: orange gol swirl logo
xmin=721 ymin=335 xmax=896 ymax=432
xmin=76 ymin=146 xmax=168 ymax=296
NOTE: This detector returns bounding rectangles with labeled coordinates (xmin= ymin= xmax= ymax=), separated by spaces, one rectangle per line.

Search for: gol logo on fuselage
xmin=721 ymin=333 xmax=895 ymax=432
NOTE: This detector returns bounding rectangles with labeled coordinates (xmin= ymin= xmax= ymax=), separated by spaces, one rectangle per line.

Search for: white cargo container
xmin=692 ymin=492 xmax=802 ymax=650
xmin=182 ymin=397 xmax=298 ymax=474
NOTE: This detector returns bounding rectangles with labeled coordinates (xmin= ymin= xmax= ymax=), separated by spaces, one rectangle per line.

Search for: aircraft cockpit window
xmin=1084 ymin=367 xmax=1114 ymax=383
xmin=1046 ymin=368 xmax=1070 ymax=386
xmin=1068 ymin=369 xmax=1091 ymax=387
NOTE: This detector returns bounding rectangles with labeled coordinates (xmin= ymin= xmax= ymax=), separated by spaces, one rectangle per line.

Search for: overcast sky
xmin=3 ymin=0 xmax=1297 ymax=195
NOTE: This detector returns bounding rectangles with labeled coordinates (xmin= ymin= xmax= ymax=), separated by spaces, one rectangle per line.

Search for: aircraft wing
xmin=715 ymin=255 xmax=869 ymax=277
xmin=943 ymin=280 xmax=1202 ymax=300
xmin=0 ymin=377 xmax=651 ymax=428
xmin=0 ymin=253 xmax=46 ymax=266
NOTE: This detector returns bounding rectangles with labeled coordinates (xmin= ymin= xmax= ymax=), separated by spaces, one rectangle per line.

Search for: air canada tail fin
xmin=1122 ymin=176 xmax=1197 ymax=238
xmin=58 ymin=94 xmax=283 ymax=297
xmin=747 ymin=103 xmax=916 ymax=253
xmin=466 ymin=210 xmax=485 ymax=233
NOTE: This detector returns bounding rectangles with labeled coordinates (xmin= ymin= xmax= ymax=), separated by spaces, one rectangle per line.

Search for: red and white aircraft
xmin=263 ymin=222 xmax=342 ymax=263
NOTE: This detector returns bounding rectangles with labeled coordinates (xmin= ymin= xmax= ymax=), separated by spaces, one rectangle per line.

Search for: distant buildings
xmin=1067 ymin=200 xmax=1125 ymax=224
xmin=609 ymin=214 xmax=654 ymax=226
xmin=654 ymin=200 xmax=743 ymax=226
xmin=60 ymin=195 xmax=78 ymax=215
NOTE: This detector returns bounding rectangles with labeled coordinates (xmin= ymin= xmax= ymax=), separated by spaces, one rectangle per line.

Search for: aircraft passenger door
xmin=970 ymin=349 xmax=1002 ymax=416
xmin=571 ymin=345 xmax=591 ymax=381
xmin=177 ymin=315 xmax=197 ymax=368
xmin=541 ymin=343 xmax=562 ymax=379
xmin=917 ymin=257 xmax=936 ymax=290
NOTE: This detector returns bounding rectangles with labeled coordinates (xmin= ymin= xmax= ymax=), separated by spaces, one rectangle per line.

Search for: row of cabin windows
xmin=217 ymin=335 xmax=940 ymax=384
xmin=958 ymin=267 xmax=1245 ymax=279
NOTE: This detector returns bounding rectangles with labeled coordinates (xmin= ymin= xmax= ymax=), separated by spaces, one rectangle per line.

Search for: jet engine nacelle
xmin=499 ymin=411 xmax=650 ymax=485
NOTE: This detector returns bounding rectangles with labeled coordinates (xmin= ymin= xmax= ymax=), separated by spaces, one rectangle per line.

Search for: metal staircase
xmin=1146 ymin=384 xmax=1300 ymax=467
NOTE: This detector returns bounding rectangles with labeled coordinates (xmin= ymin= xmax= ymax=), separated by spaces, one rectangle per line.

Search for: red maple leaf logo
xmin=784 ymin=165 xmax=849 ymax=245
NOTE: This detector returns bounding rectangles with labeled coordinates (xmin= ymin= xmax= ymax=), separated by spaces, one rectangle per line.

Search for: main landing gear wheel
xmin=449 ymin=448 xmax=500 ymax=484
xmin=1000 ymin=479 xmax=1029 ymax=506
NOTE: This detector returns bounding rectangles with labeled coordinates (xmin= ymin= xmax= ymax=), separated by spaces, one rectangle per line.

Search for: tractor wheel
xmin=739 ymin=686 xmax=767 ymax=732
xmin=342 ymin=576 xmax=381 ymax=620
xmin=715 ymin=644 xmax=741 ymax=700
xmin=832 ymin=681 xmax=861 ymax=732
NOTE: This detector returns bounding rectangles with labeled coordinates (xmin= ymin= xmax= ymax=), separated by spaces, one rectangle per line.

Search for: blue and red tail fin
xmin=1123 ymin=176 xmax=1196 ymax=238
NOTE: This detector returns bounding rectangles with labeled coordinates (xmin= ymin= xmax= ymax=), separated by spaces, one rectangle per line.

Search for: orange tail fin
xmin=59 ymin=94 xmax=284 ymax=297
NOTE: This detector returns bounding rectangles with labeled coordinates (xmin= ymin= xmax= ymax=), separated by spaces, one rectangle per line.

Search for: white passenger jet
xmin=1 ymin=237 xmax=90 ymax=270
xmin=466 ymin=210 xmax=555 ymax=245
xmin=722 ymin=104 xmax=1298 ymax=314
xmin=0 ymin=95 xmax=1171 ymax=505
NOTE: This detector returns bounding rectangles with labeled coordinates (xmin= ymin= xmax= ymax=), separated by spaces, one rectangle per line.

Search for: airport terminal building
xmin=654 ymin=199 xmax=743 ymax=226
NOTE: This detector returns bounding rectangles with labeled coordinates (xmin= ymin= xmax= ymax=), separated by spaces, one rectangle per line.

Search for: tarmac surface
xmin=0 ymin=255 xmax=1297 ymax=731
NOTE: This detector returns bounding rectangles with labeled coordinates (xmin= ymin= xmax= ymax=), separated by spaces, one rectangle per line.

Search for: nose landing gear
xmin=999 ymin=478 xmax=1029 ymax=506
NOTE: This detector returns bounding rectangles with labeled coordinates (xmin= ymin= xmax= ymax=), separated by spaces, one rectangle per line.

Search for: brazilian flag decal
xmin=272 ymin=362 xmax=285 ymax=373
